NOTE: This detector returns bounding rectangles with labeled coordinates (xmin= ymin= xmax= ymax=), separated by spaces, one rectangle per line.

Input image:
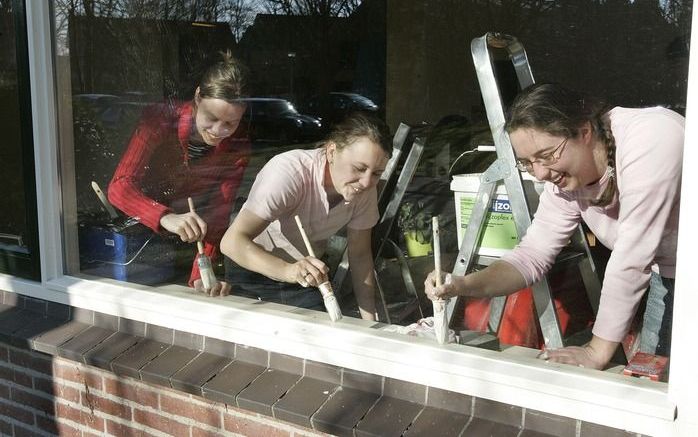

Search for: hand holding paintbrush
xmin=432 ymin=216 xmax=449 ymax=344
xmin=187 ymin=197 xmax=219 ymax=295
xmin=294 ymin=215 xmax=343 ymax=322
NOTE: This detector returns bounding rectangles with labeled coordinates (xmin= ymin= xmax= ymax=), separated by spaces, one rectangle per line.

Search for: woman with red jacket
xmin=108 ymin=52 xmax=250 ymax=296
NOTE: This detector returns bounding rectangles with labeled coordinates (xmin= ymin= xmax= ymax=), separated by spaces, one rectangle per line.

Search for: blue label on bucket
xmin=490 ymin=199 xmax=511 ymax=213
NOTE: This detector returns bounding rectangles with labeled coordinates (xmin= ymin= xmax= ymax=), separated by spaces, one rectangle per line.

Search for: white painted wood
xmin=25 ymin=1 xmax=64 ymax=283
xmin=0 ymin=272 xmax=672 ymax=435
xmin=668 ymin=4 xmax=698 ymax=437
xmin=13 ymin=3 xmax=698 ymax=436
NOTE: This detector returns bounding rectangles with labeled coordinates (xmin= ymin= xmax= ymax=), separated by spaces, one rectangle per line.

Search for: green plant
xmin=397 ymin=201 xmax=432 ymax=244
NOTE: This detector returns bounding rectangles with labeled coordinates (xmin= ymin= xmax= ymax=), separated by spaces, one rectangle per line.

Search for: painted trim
xmin=14 ymin=2 xmax=697 ymax=436
xmin=25 ymin=0 xmax=64 ymax=283
xmin=0 ymin=272 xmax=675 ymax=435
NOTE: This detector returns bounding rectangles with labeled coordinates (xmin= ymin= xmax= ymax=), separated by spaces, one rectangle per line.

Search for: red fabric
xmin=108 ymin=101 xmax=250 ymax=286
xmin=461 ymin=266 xmax=595 ymax=349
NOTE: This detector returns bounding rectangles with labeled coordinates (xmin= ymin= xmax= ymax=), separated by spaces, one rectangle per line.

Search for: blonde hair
xmin=325 ymin=112 xmax=392 ymax=157
xmin=198 ymin=50 xmax=247 ymax=103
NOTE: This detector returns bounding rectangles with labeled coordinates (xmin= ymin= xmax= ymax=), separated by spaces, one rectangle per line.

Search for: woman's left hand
xmin=193 ymin=278 xmax=232 ymax=297
xmin=539 ymin=336 xmax=618 ymax=370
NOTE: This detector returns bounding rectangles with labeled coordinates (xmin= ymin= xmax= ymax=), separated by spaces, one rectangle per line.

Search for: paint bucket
xmin=450 ymin=173 xmax=543 ymax=257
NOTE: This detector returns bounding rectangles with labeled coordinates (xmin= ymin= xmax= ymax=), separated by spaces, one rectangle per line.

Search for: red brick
xmin=224 ymin=413 xmax=290 ymax=437
xmin=11 ymin=386 xmax=55 ymax=415
xmin=192 ymin=394 xmax=222 ymax=409
xmin=106 ymin=419 xmax=151 ymax=437
xmin=0 ymin=418 xmax=12 ymax=436
xmin=161 ymin=394 xmax=221 ymax=428
xmin=12 ymin=369 xmax=33 ymax=388
xmin=34 ymin=379 xmax=82 ymax=404
xmin=53 ymin=362 xmax=103 ymax=391
xmin=39 ymin=403 xmax=106 ymax=434
xmin=9 ymin=349 xmax=52 ymax=375
xmin=0 ymin=365 xmax=13 ymax=383
xmin=64 ymin=403 xmax=105 ymax=432
xmin=36 ymin=413 xmax=61 ymax=434
xmin=82 ymin=392 xmax=132 ymax=421
xmin=0 ymin=344 xmax=8 ymax=361
xmin=0 ymin=365 xmax=30 ymax=388
xmin=133 ymin=408 xmax=190 ymax=436
xmin=192 ymin=426 xmax=227 ymax=437
xmin=0 ymin=383 xmax=9 ymax=399
xmin=51 ymin=420 xmax=82 ymax=437
xmin=16 ymin=423 xmax=55 ymax=437
xmin=0 ymin=399 xmax=35 ymax=425
xmin=103 ymin=378 xmax=158 ymax=409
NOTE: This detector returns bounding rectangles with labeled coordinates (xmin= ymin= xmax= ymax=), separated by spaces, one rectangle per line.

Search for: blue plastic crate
xmin=78 ymin=221 xmax=176 ymax=285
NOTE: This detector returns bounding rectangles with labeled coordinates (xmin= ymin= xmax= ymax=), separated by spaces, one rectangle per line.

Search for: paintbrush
xmin=432 ymin=216 xmax=449 ymax=344
xmin=187 ymin=197 xmax=218 ymax=293
xmin=91 ymin=181 xmax=119 ymax=220
xmin=294 ymin=215 xmax=343 ymax=322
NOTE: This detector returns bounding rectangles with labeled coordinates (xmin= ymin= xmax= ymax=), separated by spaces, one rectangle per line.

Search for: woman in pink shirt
xmin=221 ymin=113 xmax=391 ymax=321
xmin=425 ymin=83 xmax=683 ymax=369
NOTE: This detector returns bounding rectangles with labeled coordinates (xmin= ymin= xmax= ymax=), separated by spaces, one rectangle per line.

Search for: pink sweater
xmin=502 ymin=107 xmax=684 ymax=342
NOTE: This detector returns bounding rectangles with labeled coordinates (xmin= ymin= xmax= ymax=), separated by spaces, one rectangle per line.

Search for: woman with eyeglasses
xmin=108 ymin=51 xmax=250 ymax=296
xmin=425 ymin=83 xmax=683 ymax=370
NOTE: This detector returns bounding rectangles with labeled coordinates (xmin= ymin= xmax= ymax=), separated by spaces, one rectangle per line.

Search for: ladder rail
xmin=456 ymin=32 xmax=564 ymax=347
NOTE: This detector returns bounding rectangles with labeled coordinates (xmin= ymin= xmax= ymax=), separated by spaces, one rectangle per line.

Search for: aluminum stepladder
xmin=330 ymin=124 xmax=426 ymax=323
xmin=446 ymin=33 xmax=602 ymax=348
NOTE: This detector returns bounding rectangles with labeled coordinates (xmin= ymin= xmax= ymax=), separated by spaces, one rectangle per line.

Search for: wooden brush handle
xmin=187 ymin=197 xmax=205 ymax=255
xmin=432 ymin=216 xmax=442 ymax=287
xmin=294 ymin=215 xmax=316 ymax=258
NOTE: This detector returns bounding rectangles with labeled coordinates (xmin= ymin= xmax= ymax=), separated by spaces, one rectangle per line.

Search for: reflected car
xmin=73 ymin=93 xmax=147 ymax=129
xmin=305 ymin=92 xmax=379 ymax=126
xmin=239 ymin=98 xmax=323 ymax=144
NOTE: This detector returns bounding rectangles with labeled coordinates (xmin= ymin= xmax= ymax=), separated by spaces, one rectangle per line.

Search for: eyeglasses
xmin=515 ymin=137 xmax=569 ymax=173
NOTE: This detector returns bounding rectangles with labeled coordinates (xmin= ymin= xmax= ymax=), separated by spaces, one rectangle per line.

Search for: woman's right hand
xmin=291 ymin=256 xmax=329 ymax=288
xmin=160 ymin=212 xmax=207 ymax=242
xmin=424 ymin=270 xmax=458 ymax=301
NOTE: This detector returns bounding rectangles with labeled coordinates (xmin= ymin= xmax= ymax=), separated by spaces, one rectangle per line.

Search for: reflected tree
xmin=260 ymin=0 xmax=361 ymax=16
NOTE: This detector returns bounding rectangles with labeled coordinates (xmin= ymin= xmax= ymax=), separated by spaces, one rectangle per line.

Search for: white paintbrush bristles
xmin=295 ymin=215 xmax=343 ymax=322
xmin=197 ymin=250 xmax=217 ymax=291
xmin=432 ymin=216 xmax=449 ymax=344
xmin=188 ymin=197 xmax=217 ymax=293
xmin=432 ymin=300 xmax=448 ymax=344
xmin=319 ymin=282 xmax=343 ymax=322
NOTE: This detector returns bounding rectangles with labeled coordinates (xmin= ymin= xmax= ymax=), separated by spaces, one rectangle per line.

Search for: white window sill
xmin=0 ymin=273 xmax=676 ymax=435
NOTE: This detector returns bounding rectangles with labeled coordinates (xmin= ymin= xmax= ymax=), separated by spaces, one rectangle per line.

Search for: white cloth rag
xmin=381 ymin=317 xmax=456 ymax=343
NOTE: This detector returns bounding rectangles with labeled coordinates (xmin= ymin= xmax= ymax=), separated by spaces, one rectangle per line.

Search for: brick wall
xmin=0 ymin=343 xmax=326 ymax=436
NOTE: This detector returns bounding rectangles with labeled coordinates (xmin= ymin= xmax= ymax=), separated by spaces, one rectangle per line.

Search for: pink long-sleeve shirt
xmin=502 ymin=106 xmax=684 ymax=342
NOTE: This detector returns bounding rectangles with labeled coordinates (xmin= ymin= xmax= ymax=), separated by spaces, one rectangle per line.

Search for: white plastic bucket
xmin=450 ymin=173 xmax=543 ymax=257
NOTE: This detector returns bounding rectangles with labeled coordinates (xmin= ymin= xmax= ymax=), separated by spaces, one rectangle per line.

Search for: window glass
xmin=54 ymin=0 xmax=690 ymax=374
xmin=0 ymin=0 xmax=39 ymax=280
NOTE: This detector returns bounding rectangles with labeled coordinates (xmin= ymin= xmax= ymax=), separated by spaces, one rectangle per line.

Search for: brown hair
xmin=324 ymin=112 xmax=392 ymax=157
xmin=198 ymin=50 xmax=247 ymax=103
xmin=506 ymin=83 xmax=616 ymax=206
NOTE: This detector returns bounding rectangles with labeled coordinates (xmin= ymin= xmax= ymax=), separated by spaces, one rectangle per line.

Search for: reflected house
xmin=236 ymin=0 xmax=386 ymax=113
xmin=386 ymin=0 xmax=688 ymax=129
xmin=68 ymin=15 xmax=237 ymax=100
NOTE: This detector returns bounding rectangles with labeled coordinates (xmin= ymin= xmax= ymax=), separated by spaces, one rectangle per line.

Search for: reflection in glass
xmin=54 ymin=0 xmax=690 ymax=370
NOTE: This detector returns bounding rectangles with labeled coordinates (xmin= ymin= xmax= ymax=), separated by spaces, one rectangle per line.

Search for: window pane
xmin=55 ymin=1 xmax=689 ymax=373
xmin=0 ymin=1 xmax=39 ymax=279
